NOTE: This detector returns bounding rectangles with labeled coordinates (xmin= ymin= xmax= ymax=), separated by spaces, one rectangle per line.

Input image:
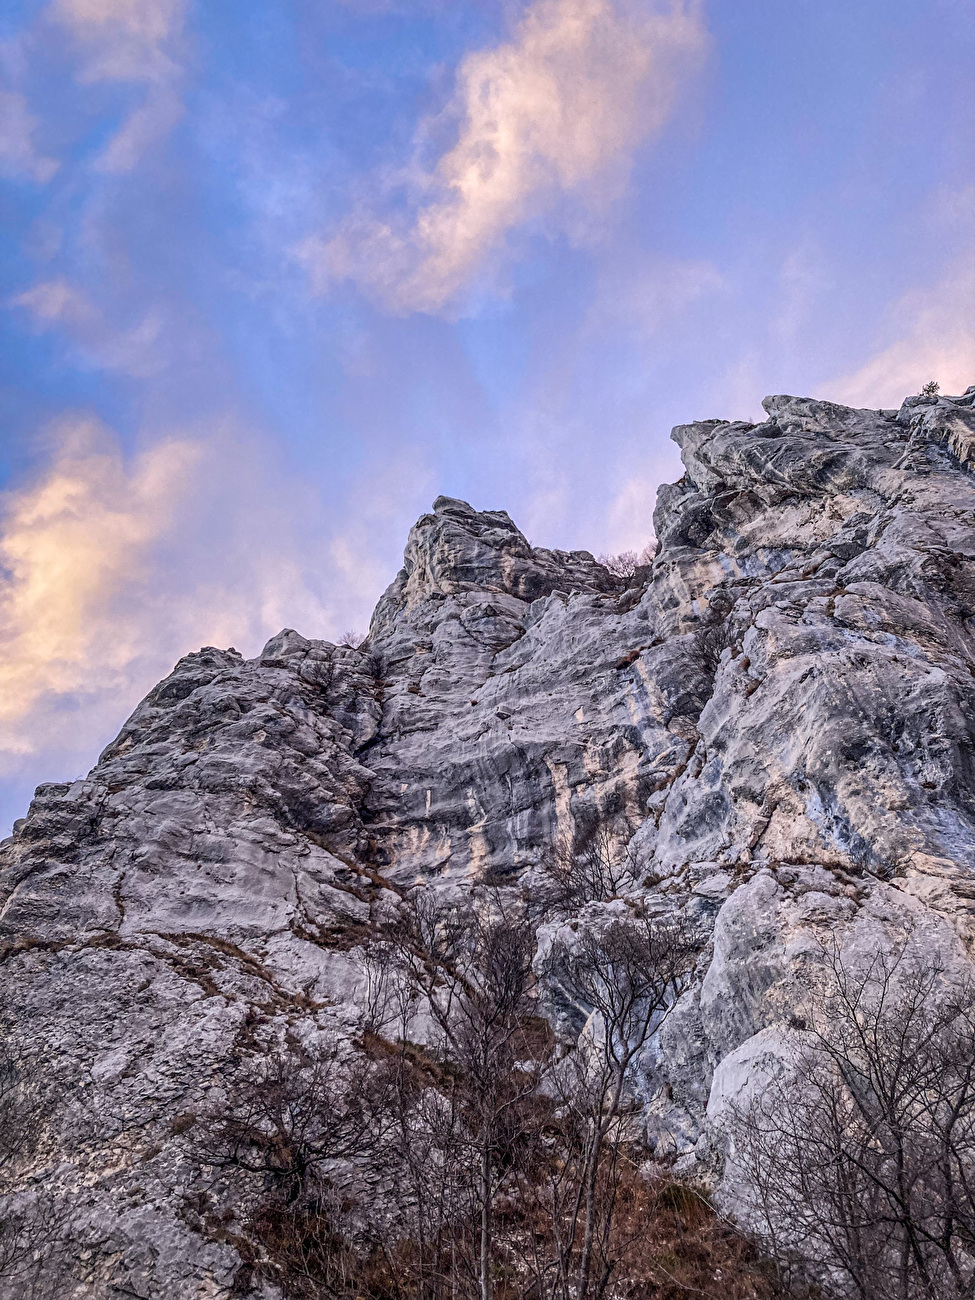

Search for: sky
xmin=1 ymin=0 xmax=973 ymax=833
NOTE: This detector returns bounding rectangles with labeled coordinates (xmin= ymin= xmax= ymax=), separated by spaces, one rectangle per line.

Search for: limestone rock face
xmin=4 ymin=387 xmax=975 ymax=1296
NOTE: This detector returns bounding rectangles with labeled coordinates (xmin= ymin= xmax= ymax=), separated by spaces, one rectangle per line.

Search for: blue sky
xmin=1 ymin=0 xmax=973 ymax=833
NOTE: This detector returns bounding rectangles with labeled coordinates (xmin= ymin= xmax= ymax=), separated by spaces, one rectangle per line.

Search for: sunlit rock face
xmin=4 ymin=387 xmax=975 ymax=1296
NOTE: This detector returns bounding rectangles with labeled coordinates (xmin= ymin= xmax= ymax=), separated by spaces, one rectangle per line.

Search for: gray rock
xmin=4 ymin=388 xmax=975 ymax=1294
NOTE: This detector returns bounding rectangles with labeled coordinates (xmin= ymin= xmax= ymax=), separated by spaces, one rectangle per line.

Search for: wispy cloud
xmin=0 ymin=89 xmax=59 ymax=183
xmin=300 ymin=0 xmax=706 ymax=314
xmin=50 ymin=0 xmax=186 ymax=83
xmin=11 ymin=278 xmax=167 ymax=377
xmin=49 ymin=0 xmax=188 ymax=171
xmin=827 ymin=252 xmax=975 ymax=408
xmin=96 ymin=83 xmax=183 ymax=172
xmin=586 ymin=252 xmax=725 ymax=340
xmin=601 ymin=474 xmax=664 ymax=554
xmin=826 ymin=189 xmax=975 ymax=409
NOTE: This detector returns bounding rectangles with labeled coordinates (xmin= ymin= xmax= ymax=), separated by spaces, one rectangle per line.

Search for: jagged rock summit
xmin=4 ymin=386 xmax=975 ymax=1296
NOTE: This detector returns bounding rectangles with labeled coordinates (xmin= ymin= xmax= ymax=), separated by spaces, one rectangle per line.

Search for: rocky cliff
xmin=4 ymin=386 xmax=975 ymax=1296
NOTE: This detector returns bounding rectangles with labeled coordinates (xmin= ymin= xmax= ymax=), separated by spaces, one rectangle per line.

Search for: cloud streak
xmin=50 ymin=0 xmax=186 ymax=83
xmin=302 ymin=0 xmax=706 ymax=313
xmin=11 ymin=278 xmax=167 ymax=377
xmin=49 ymin=0 xmax=188 ymax=170
xmin=0 ymin=90 xmax=59 ymax=183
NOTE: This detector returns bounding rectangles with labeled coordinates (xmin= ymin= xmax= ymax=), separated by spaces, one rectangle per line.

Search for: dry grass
xmin=223 ymin=1168 xmax=788 ymax=1300
xmin=608 ymin=1175 xmax=786 ymax=1300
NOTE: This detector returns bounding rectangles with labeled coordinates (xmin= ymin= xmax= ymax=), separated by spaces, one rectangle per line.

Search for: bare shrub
xmin=919 ymin=380 xmax=940 ymax=398
xmin=597 ymin=546 xmax=655 ymax=580
xmin=337 ymin=630 xmax=366 ymax=649
xmin=199 ymin=1038 xmax=389 ymax=1204
xmin=195 ymin=1037 xmax=395 ymax=1298
xmin=686 ymin=585 xmax=739 ymax=679
xmin=730 ymin=936 xmax=975 ymax=1300
xmin=546 ymin=1172 xmax=782 ymax=1300
xmin=690 ymin=620 xmax=733 ymax=678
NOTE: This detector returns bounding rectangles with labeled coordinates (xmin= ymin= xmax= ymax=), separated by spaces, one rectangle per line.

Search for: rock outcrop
xmin=4 ymin=387 xmax=975 ymax=1296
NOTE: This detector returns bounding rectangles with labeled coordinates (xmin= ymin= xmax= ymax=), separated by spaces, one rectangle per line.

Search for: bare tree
xmin=596 ymin=547 xmax=655 ymax=581
xmin=380 ymin=887 xmax=544 ymax=1300
xmin=353 ymin=935 xmax=473 ymax=1300
xmin=194 ymin=1036 xmax=396 ymax=1298
xmin=368 ymin=878 xmax=703 ymax=1300
xmin=206 ymin=893 xmax=549 ymax=1300
xmin=531 ymin=829 xmax=642 ymax=919
xmin=731 ymin=936 xmax=975 ymax=1300
xmin=536 ymin=907 xmax=697 ymax=1300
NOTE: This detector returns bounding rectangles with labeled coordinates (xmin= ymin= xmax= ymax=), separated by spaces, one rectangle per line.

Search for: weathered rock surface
xmin=4 ymin=388 xmax=975 ymax=1295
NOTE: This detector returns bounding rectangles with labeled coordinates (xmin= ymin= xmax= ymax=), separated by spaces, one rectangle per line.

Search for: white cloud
xmin=11 ymin=278 xmax=93 ymax=326
xmin=49 ymin=0 xmax=187 ymax=169
xmin=0 ymin=89 xmax=59 ymax=183
xmin=301 ymin=0 xmax=706 ymax=314
xmin=601 ymin=474 xmax=661 ymax=554
xmin=0 ymin=419 xmax=201 ymax=758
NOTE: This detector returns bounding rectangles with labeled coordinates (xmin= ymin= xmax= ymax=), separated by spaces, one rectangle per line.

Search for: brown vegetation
xmin=193 ymin=876 xmax=783 ymax=1300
